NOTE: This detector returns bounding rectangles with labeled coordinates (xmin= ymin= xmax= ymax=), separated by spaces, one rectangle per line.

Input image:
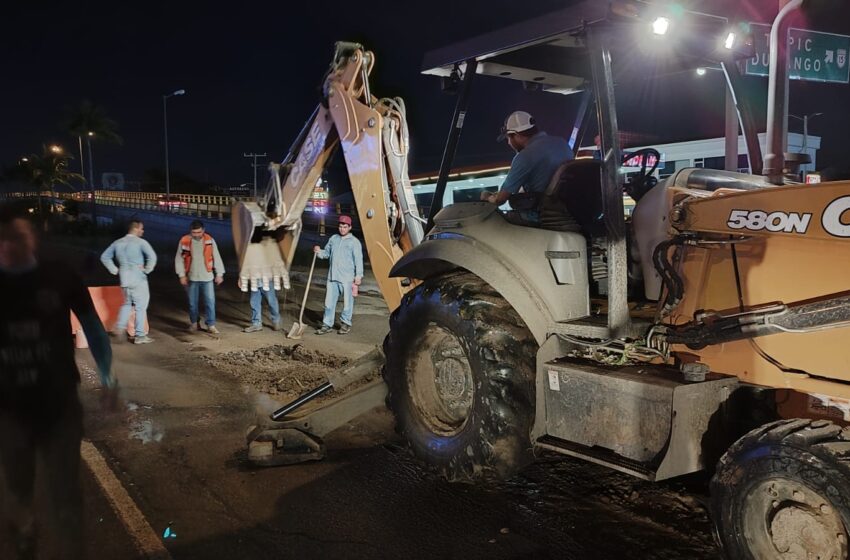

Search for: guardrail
xmin=0 ymin=190 xmax=248 ymax=220
xmin=0 ymin=191 xmax=432 ymax=236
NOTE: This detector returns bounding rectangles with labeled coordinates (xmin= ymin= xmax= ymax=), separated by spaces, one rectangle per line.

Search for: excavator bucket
xmin=232 ymin=200 xmax=291 ymax=292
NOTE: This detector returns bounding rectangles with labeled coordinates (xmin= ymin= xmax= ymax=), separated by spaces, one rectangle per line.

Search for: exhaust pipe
xmin=763 ymin=0 xmax=804 ymax=185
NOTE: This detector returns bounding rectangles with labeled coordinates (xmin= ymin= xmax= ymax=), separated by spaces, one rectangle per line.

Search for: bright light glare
xmin=652 ymin=17 xmax=670 ymax=35
xmin=49 ymin=145 xmax=63 ymax=154
xmin=696 ymin=67 xmax=707 ymax=76
xmin=724 ymin=32 xmax=736 ymax=49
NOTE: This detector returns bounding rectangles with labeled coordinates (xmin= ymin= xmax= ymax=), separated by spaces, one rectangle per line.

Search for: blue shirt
xmin=317 ymin=234 xmax=364 ymax=284
xmin=500 ymin=132 xmax=574 ymax=195
xmin=101 ymin=234 xmax=157 ymax=288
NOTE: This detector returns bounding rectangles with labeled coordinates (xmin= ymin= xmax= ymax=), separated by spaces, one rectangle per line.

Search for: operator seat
xmin=539 ymin=159 xmax=603 ymax=235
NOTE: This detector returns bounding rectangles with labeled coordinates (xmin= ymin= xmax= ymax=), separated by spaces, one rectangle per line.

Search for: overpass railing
xmin=0 ymin=191 xmax=431 ymax=236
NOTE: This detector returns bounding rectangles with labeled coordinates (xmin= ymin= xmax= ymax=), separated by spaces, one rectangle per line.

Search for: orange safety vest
xmin=180 ymin=233 xmax=215 ymax=274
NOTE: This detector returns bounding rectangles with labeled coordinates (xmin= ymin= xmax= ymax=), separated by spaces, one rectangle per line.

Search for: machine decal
xmin=547 ymin=370 xmax=561 ymax=391
xmin=289 ymin=119 xmax=326 ymax=190
xmin=822 ymin=196 xmax=850 ymax=238
xmin=726 ymin=209 xmax=812 ymax=233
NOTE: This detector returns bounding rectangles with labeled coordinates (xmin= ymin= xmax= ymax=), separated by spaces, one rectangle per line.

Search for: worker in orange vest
xmin=174 ymin=220 xmax=225 ymax=334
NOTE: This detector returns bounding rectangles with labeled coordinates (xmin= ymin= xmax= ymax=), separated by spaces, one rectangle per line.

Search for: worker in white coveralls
xmin=312 ymin=214 xmax=363 ymax=335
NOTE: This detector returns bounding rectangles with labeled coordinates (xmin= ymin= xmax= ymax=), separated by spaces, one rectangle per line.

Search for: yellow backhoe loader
xmin=238 ymin=2 xmax=850 ymax=558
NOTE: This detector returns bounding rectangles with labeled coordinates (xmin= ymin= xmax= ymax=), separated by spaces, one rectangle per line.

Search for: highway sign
xmin=746 ymin=23 xmax=850 ymax=83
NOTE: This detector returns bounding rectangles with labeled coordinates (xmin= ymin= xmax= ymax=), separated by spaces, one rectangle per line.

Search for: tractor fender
xmin=390 ymin=228 xmax=589 ymax=345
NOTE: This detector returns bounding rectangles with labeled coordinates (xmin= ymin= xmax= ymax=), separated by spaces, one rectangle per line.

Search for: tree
xmin=15 ymin=147 xmax=83 ymax=230
xmin=64 ymin=100 xmax=123 ymax=222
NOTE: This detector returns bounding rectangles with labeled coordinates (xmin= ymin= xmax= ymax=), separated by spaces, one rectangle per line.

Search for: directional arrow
xmin=826 ymin=49 xmax=835 ymax=63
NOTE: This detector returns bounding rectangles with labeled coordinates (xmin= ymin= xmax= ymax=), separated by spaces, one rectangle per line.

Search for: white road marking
xmin=80 ymin=440 xmax=173 ymax=560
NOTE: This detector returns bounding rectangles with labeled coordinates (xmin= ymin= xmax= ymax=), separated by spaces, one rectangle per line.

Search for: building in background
xmin=409 ymin=132 xmax=822 ymax=216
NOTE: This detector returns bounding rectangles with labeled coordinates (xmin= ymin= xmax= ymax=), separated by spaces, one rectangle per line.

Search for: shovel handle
xmin=298 ymin=252 xmax=318 ymax=324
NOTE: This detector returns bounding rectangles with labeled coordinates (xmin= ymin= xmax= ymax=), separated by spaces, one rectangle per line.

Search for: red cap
xmin=338 ymin=215 xmax=352 ymax=225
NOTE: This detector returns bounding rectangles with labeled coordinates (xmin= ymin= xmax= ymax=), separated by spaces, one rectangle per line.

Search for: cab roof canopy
xmin=421 ymin=0 xmax=752 ymax=95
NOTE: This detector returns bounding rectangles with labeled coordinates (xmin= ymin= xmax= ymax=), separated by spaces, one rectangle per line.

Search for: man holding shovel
xmin=313 ymin=215 xmax=363 ymax=335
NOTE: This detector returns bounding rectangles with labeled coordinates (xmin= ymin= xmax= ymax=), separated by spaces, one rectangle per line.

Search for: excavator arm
xmin=232 ymin=42 xmax=424 ymax=311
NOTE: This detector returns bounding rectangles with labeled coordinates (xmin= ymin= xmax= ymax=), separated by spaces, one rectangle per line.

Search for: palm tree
xmin=16 ymin=146 xmax=83 ymax=231
xmin=64 ymin=100 xmax=123 ymax=222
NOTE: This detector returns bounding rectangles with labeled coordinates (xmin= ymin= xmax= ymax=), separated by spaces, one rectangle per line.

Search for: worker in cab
xmin=480 ymin=110 xmax=573 ymax=225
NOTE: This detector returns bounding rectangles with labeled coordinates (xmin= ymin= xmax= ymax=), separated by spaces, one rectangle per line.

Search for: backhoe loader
xmin=238 ymin=2 xmax=850 ymax=558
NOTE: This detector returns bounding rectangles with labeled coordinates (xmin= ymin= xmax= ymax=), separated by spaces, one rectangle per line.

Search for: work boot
xmin=315 ymin=325 xmax=333 ymax=335
xmin=207 ymin=325 xmax=220 ymax=335
xmin=272 ymin=320 xmax=282 ymax=331
xmin=187 ymin=322 xmax=200 ymax=332
xmin=134 ymin=335 xmax=153 ymax=345
xmin=338 ymin=324 xmax=351 ymax=335
xmin=243 ymin=324 xmax=263 ymax=333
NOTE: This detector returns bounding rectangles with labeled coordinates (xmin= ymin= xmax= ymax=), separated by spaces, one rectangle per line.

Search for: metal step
xmin=536 ymin=435 xmax=656 ymax=481
xmin=550 ymin=316 xmax=652 ymax=340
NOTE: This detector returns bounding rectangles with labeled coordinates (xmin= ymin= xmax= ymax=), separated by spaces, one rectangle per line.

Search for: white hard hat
xmin=497 ymin=111 xmax=536 ymax=141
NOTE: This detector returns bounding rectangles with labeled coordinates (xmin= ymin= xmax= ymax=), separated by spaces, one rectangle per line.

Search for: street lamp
xmin=652 ymin=16 xmax=670 ymax=35
xmin=789 ymin=112 xmax=824 ymax=152
xmin=163 ymin=89 xmax=186 ymax=208
xmin=49 ymin=144 xmax=63 ymax=154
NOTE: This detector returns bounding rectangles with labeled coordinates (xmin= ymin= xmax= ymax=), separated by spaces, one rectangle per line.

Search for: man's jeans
xmin=187 ymin=280 xmax=216 ymax=327
xmin=116 ymin=282 xmax=150 ymax=336
xmin=250 ymin=287 xmax=280 ymax=326
xmin=322 ymin=280 xmax=353 ymax=328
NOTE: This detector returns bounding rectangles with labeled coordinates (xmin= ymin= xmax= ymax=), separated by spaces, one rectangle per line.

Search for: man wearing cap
xmin=312 ymin=215 xmax=363 ymax=335
xmin=482 ymin=110 xmax=574 ymax=225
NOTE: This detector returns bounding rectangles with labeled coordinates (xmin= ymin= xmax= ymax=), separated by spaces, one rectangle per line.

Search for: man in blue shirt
xmin=313 ymin=215 xmax=364 ymax=335
xmin=481 ymin=111 xmax=574 ymax=225
xmin=100 ymin=219 xmax=158 ymax=344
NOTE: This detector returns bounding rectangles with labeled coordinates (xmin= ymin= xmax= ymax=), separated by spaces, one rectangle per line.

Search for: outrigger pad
xmin=246 ymin=425 xmax=326 ymax=466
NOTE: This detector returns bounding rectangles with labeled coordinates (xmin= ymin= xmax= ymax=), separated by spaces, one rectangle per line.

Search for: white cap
xmin=497 ymin=111 xmax=536 ymax=141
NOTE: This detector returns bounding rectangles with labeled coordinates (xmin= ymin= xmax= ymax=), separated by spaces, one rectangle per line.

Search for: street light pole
xmin=243 ymin=152 xmax=268 ymax=199
xmin=77 ymin=136 xmax=85 ymax=180
xmin=163 ymin=89 xmax=186 ymax=209
xmin=86 ymin=132 xmax=96 ymax=223
xmin=789 ymin=112 xmax=824 ymax=152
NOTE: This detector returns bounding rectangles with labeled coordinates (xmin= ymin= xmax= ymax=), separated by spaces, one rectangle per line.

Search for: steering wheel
xmin=622 ymin=147 xmax=661 ymax=202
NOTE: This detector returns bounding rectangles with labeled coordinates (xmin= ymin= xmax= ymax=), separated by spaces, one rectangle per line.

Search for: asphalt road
xmin=1 ymin=235 xmax=721 ymax=559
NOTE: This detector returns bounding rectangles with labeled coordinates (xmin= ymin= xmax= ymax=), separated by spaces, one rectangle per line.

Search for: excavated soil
xmin=201 ymin=344 xmax=363 ymax=398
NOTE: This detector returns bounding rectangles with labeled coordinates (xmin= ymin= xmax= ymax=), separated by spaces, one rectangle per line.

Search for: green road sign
xmin=745 ymin=23 xmax=850 ymax=83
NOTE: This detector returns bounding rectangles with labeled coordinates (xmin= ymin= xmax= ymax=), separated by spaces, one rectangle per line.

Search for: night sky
xmin=3 ymin=0 xmax=849 ymax=190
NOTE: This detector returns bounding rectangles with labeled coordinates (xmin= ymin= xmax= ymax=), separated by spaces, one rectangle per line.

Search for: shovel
xmin=287 ymin=252 xmax=318 ymax=339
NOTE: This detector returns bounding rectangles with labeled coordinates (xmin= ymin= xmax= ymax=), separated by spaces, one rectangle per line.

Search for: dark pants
xmin=0 ymin=392 xmax=84 ymax=559
xmin=504 ymin=210 xmax=539 ymax=226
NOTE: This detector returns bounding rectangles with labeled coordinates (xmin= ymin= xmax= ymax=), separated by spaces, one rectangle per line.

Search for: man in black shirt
xmin=0 ymin=206 xmax=115 ymax=560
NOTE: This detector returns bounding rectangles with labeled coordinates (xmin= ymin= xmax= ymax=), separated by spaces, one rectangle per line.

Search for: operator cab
xmin=423 ymin=0 xmax=766 ymax=297
xmin=421 ymin=0 xmax=760 ymax=310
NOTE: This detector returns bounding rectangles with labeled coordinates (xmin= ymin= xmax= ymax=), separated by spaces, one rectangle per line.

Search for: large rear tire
xmin=711 ymin=418 xmax=850 ymax=559
xmin=382 ymin=272 xmax=537 ymax=482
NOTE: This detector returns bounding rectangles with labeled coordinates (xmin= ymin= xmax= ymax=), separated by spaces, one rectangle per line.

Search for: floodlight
xmin=652 ymin=17 xmax=670 ymax=35
xmin=724 ymin=32 xmax=736 ymax=50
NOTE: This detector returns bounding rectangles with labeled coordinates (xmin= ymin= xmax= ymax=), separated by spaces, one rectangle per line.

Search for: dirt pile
xmin=202 ymin=344 xmax=355 ymax=398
